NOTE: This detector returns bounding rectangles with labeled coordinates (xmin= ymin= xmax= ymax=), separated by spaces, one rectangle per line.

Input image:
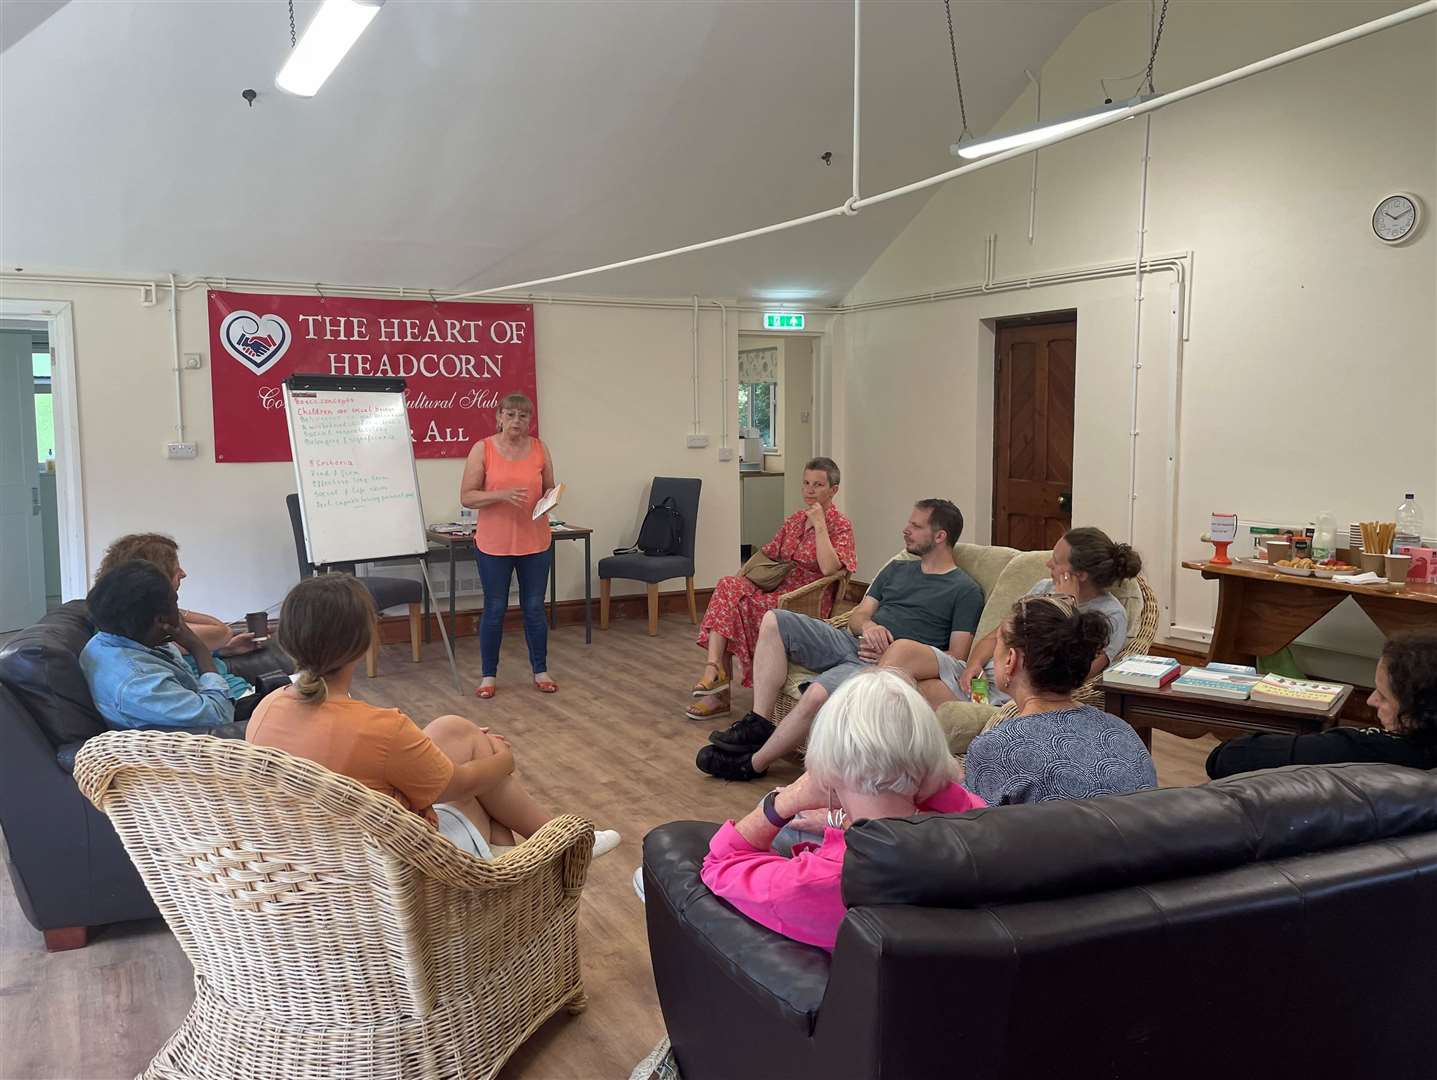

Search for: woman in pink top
xmin=700 ymin=668 xmax=984 ymax=950
xmin=459 ymin=393 xmax=558 ymax=698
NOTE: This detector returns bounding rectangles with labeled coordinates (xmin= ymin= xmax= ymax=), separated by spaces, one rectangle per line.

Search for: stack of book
xmin=1102 ymin=655 xmax=1181 ymax=689
xmin=1171 ymin=663 xmax=1261 ymax=701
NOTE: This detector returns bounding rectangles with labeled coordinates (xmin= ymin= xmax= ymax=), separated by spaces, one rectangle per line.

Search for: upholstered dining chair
xmin=74 ymin=730 xmax=596 ymax=1080
xmin=597 ymin=477 xmax=702 ymax=636
xmin=285 ymin=493 xmax=423 ymax=675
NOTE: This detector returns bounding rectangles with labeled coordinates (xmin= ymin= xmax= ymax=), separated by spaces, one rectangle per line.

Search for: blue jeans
xmin=476 ymin=548 xmax=551 ymax=677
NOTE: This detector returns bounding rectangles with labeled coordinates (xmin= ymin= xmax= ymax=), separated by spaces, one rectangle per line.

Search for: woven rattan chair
xmin=73 ymin=730 xmax=595 ymax=1080
xmin=775 ymin=569 xmax=854 ymax=619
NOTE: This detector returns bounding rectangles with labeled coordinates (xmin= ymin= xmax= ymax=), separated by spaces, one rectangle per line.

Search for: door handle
xmin=32 ymin=487 xmax=41 ymax=516
xmin=1057 ymin=491 xmax=1072 ymax=513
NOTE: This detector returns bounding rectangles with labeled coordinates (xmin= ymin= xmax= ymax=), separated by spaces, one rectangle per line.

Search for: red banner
xmin=207 ymin=290 xmax=537 ymax=462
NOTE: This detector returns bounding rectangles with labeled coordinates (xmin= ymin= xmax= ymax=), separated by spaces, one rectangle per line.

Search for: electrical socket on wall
xmin=686 ymin=434 xmax=709 ymax=448
xmin=165 ymin=442 xmax=198 ymax=459
xmin=718 ymin=447 xmax=734 ymax=462
xmin=182 ymin=352 xmax=204 ymax=370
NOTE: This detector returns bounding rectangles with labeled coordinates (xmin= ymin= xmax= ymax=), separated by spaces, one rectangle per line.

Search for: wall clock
xmin=1372 ymin=192 xmax=1422 ymax=245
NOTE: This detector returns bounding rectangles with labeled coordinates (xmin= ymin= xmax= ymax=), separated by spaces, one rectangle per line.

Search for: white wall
xmin=838 ymin=0 xmax=1436 ymax=665
xmin=12 ymin=281 xmax=741 ymax=620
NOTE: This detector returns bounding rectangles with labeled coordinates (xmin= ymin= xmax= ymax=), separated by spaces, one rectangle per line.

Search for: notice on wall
xmin=208 ymin=290 xmax=537 ymax=462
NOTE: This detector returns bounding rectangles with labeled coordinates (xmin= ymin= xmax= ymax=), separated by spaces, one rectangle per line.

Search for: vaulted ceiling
xmin=1 ymin=0 xmax=1101 ymax=302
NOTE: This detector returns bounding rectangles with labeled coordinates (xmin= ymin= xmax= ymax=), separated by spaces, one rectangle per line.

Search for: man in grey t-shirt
xmin=698 ymin=499 xmax=983 ymax=781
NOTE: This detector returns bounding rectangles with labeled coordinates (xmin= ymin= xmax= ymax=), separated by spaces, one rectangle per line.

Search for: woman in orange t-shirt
xmin=247 ymin=574 xmax=620 ymax=859
xmin=459 ymin=392 xmax=557 ymax=699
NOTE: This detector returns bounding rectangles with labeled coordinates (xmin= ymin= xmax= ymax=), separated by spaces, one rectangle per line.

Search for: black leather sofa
xmin=0 ymin=601 xmax=287 ymax=950
xmin=643 ymin=763 xmax=1437 ymax=1080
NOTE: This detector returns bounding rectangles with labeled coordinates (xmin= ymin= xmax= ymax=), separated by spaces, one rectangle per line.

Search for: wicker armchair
xmin=775 ymin=569 xmax=856 ymax=619
xmin=73 ymin=730 xmax=595 ymax=1080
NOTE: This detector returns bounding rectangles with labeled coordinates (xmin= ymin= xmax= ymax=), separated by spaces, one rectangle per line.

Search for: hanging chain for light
xmin=288 ymin=0 xmax=297 ymax=48
xmin=943 ymin=0 xmax=972 ymax=144
xmin=1144 ymin=0 xmax=1170 ymax=94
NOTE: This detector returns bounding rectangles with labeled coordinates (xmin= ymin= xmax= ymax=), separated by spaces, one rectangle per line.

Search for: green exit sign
xmin=763 ymin=312 xmax=806 ymax=331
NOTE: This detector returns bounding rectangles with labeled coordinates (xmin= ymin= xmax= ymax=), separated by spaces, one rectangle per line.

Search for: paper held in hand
xmin=532 ymin=483 xmax=565 ymax=521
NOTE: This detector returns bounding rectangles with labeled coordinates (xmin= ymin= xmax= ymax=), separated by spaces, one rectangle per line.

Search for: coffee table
xmin=1103 ymin=669 xmax=1353 ymax=750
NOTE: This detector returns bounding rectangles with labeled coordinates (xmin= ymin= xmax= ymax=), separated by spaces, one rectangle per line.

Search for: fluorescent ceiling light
xmin=951 ymin=96 xmax=1143 ymax=160
xmin=276 ymin=0 xmax=384 ymax=98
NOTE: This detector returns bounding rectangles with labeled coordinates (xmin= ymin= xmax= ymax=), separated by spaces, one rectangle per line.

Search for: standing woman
xmin=460 ymin=393 xmax=557 ymax=698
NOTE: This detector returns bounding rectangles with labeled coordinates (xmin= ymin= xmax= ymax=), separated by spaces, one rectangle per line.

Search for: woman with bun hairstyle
xmin=963 ymin=594 xmax=1157 ymax=805
xmin=893 ymin=527 xmax=1142 ymax=708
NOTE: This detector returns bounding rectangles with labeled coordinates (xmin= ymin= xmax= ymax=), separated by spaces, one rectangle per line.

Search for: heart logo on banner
xmin=219 ymin=310 xmax=292 ymax=375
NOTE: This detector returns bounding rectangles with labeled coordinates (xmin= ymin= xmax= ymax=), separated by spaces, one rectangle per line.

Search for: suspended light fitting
xmin=276 ymin=0 xmax=385 ymax=98
xmin=945 ymin=0 xmax=1170 ymax=161
xmin=951 ymin=95 xmax=1148 ymax=159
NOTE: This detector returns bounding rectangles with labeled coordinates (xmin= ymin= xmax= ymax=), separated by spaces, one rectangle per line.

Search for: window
xmin=33 ymin=350 xmax=54 ymax=464
xmin=738 ymin=381 xmax=777 ymax=451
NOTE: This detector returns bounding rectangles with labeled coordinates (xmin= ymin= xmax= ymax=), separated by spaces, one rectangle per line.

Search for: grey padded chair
xmin=285 ymin=494 xmax=423 ymax=674
xmin=597 ymin=477 xmax=701 ymax=636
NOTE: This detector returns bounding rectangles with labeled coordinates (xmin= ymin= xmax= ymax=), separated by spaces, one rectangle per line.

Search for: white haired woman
xmin=698 ymin=668 xmax=985 ymax=950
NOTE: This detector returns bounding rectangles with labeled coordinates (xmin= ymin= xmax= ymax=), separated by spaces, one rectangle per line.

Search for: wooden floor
xmin=0 ymin=615 xmax=1216 ymax=1080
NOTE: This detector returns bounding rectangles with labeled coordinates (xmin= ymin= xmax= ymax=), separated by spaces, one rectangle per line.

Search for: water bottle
xmin=1312 ymin=511 xmax=1339 ymax=562
xmin=1395 ymin=493 xmax=1424 ymax=553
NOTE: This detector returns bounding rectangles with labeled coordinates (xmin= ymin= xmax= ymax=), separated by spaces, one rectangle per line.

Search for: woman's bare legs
xmin=877 ymin=640 xmax=958 ymax=709
xmin=425 ymin=714 xmax=553 ymax=842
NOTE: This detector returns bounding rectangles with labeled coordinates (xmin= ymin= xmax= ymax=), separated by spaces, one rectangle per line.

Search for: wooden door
xmin=993 ymin=318 xmax=1076 ymax=551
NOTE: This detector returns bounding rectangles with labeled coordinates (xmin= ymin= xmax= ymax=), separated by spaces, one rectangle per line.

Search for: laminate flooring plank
xmin=0 ymin=615 xmax=1218 ymax=1079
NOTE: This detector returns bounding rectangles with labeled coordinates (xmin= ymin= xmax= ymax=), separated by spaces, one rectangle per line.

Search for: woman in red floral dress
xmin=687 ymin=458 xmax=857 ymax=721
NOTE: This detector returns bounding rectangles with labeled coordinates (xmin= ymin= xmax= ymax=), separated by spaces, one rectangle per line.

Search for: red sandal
xmin=533 ymin=677 xmax=558 ymax=694
xmin=475 ymin=683 xmax=497 ymax=699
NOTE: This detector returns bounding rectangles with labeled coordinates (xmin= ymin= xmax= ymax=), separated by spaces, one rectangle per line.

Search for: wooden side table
xmin=1103 ymin=671 xmax=1353 ymax=750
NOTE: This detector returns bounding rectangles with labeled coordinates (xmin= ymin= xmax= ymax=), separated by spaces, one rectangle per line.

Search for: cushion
xmin=597 ymin=553 xmax=695 ymax=584
xmin=972 ymin=550 xmax=1049 ymax=642
xmin=842 ymin=763 xmax=1437 ymax=911
xmin=0 ymin=601 xmax=105 ymax=748
xmin=953 ymin=543 xmax=1022 ymax=596
xmin=363 ymin=575 xmax=423 ymax=612
xmin=1110 ymin=575 xmax=1144 ymax=643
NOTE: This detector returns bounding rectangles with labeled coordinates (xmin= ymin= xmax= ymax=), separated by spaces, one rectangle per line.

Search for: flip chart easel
xmin=283 ymin=373 xmax=460 ymax=693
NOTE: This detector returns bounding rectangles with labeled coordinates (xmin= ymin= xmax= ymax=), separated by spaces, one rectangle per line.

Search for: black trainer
xmin=708 ymin=711 xmax=776 ymax=752
xmin=696 ymin=744 xmax=767 ymax=781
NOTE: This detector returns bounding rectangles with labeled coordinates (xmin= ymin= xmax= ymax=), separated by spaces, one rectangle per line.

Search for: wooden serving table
xmin=1104 ymin=670 xmax=1353 ymax=750
xmin=1182 ymin=558 xmax=1437 ymax=665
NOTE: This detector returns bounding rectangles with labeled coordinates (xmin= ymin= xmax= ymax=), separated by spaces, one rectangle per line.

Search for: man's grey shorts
xmin=773 ymin=610 xmax=966 ymax=697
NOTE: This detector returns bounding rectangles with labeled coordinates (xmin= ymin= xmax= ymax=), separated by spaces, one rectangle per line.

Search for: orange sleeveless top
xmin=474 ymin=436 xmax=551 ymax=556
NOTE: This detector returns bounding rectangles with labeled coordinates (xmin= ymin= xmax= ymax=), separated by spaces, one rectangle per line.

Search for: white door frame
xmin=0 ymin=298 xmax=86 ymax=599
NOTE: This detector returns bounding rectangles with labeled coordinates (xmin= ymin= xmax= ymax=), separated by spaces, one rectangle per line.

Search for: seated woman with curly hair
xmin=963 ymin=593 xmax=1157 ymax=806
xmin=1207 ymin=630 xmax=1437 ymax=778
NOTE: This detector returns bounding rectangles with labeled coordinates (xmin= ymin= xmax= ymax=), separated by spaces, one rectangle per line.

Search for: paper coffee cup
xmin=1358 ymin=552 xmax=1386 ymax=574
xmin=1385 ymin=554 xmax=1413 ymax=586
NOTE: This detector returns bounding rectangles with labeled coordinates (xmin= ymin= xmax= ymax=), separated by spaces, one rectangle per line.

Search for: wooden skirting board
xmin=376 ymin=586 xmax=716 ymax=642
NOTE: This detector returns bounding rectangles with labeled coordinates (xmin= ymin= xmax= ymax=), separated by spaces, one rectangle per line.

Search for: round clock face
xmin=1372 ymin=194 xmax=1419 ymax=243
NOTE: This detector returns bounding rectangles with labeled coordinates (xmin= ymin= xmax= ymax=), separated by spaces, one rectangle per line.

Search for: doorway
xmin=0 ymin=299 xmax=85 ymax=631
xmin=992 ymin=314 xmax=1076 ymax=551
xmin=0 ymin=325 xmax=59 ymax=629
xmin=736 ymin=333 xmax=815 ymax=561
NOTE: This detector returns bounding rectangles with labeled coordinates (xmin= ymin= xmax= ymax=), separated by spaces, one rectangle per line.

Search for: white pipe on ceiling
xmin=440 ymin=0 xmax=1434 ymax=301
xmin=849 ymin=0 xmax=862 ymax=210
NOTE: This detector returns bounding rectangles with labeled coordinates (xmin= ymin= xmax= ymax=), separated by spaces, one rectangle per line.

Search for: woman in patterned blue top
xmin=964 ymin=594 xmax=1156 ymax=805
